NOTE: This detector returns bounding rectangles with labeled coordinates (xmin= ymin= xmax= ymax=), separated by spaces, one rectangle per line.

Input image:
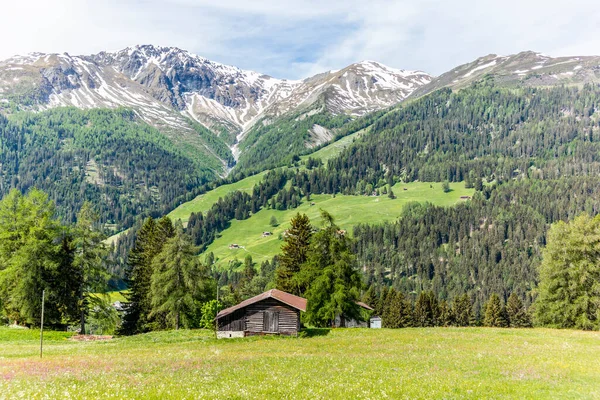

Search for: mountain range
xmin=1 ymin=44 xmax=600 ymax=229
xmin=0 ymin=45 xmax=432 ymax=170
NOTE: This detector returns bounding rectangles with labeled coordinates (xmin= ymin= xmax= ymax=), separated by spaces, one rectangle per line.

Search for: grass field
xmin=168 ymin=171 xmax=268 ymax=224
xmin=301 ymin=128 xmax=366 ymax=163
xmin=1 ymin=327 xmax=598 ymax=399
xmin=205 ymin=181 xmax=474 ymax=267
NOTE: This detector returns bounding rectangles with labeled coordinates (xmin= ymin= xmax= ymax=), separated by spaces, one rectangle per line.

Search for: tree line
xmin=365 ymin=287 xmax=531 ymax=328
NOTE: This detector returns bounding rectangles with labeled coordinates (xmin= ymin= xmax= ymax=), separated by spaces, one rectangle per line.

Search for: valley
xmin=3 ymin=4 xmax=600 ymax=399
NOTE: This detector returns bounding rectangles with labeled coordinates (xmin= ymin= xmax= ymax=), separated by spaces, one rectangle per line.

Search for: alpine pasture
xmin=1 ymin=327 xmax=599 ymax=399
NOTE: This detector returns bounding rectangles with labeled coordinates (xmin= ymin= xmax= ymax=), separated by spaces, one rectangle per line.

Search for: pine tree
xmin=0 ymin=189 xmax=62 ymax=325
xmin=484 ymin=293 xmax=508 ymax=327
xmin=269 ymin=215 xmax=278 ymax=227
xmin=375 ymin=286 xmax=389 ymax=317
xmin=361 ymin=284 xmax=377 ymax=309
xmin=276 ymin=213 xmax=312 ymax=295
xmin=506 ymin=293 xmax=532 ymax=328
xmin=150 ymin=222 xmax=212 ymax=330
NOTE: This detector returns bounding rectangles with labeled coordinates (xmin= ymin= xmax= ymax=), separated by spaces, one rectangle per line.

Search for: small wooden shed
xmin=216 ymin=289 xmax=307 ymax=338
xmin=333 ymin=301 xmax=374 ymax=328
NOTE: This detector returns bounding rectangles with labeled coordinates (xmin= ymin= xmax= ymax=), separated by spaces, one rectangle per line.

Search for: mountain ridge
xmin=0 ymin=44 xmax=432 ymax=167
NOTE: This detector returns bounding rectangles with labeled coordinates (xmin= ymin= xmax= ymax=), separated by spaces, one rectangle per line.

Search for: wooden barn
xmin=216 ymin=289 xmax=307 ymax=338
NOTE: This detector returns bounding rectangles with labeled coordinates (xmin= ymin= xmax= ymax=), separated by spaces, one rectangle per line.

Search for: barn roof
xmin=216 ymin=289 xmax=307 ymax=319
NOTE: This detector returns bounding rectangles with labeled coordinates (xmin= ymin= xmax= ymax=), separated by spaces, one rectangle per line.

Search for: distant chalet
xmin=216 ymin=289 xmax=307 ymax=338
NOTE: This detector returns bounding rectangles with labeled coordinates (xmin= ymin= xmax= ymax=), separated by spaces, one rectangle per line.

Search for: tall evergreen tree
xmin=535 ymin=214 xmax=600 ymax=330
xmin=121 ymin=218 xmax=156 ymax=334
xmin=375 ymin=286 xmax=389 ymax=317
xmin=0 ymin=189 xmax=62 ymax=325
xmin=438 ymin=300 xmax=453 ymax=327
xmin=276 ymin=213 xmax=312 ymax=295
xmin=414 ymin=291 xmax=439 ymax=327
xmin=506 ymin=293 xmax=532 ymax=328
xmin=304 ymin=211 xmax=362 ymax=327
xmin=150 ymin=222 xmax=213 ymax=330
xmin=484 ymin=293 xmax=508 ymax=327
xmin=452 ymin=294 xmax=474 ymax=327
xmin=361 ymin=284 xmax=377 ymax=309
xmin=121 ymin=217 xmax=175 ymax=334
xmin=382 ymin=288 xmax=400 ymax=328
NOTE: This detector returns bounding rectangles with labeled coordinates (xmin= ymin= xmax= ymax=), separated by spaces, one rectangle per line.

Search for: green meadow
xmin=1 ymin=327 xmax=598 ymax=399
xmin=205 ymin=181 xmax=474 ymax=267
xmin=168 ymin=171 xmax=269 ymax=224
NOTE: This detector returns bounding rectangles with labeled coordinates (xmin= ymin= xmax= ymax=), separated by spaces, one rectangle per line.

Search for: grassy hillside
xmin=205 ymin=181 xmax=474 ymax=267
xmin=104 ymin=128 xmax=361 ymax=245
xmin=168 ymin=171 xmax=268 ymax=224
xmin=300 ymin=128 xmax=366 ymax=163
xmin=1 ymin=327 xmax=598 ymax=398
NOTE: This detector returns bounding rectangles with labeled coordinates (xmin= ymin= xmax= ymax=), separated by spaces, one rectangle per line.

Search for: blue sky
xmin=1 ymin=0 xmax=599 ymax=79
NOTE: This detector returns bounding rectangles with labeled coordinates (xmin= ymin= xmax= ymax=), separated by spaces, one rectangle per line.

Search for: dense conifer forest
xmin=0 ymin=108 xmax=219 ymax=229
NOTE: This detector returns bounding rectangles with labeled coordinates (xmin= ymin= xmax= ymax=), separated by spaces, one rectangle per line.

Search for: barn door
xmin=263 ymin=311 xmax=279 ymax=332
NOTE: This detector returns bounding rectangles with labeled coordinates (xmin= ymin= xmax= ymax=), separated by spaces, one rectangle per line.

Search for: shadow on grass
xmin=299 ymin=328 xmax=331 ymax=338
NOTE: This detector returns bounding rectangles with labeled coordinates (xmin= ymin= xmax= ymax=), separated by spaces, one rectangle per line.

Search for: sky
xmin=1 ymin=0 xmax=599 ymax=79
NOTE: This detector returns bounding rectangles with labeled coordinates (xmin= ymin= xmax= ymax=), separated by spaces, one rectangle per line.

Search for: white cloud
xmin=1 ymin=0 xmax=599 ymax=79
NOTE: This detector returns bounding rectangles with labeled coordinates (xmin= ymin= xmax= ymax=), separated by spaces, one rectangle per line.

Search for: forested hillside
xmin=0 ymin=108 xmax=218 ymax=229
xmin=353 ymin=177 xmax=600 ymax=311
xmin=293 ymin=82 xmax=600 ymax=195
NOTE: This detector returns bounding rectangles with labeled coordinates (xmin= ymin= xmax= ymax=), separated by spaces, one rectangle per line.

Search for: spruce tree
xmin=121 ymin=217 xmax=169 ymax=334
xmin=275 ymin=213 xmax=312 ymax=295
xmin=150 ymin=222 xmax=212 ymax=330
xmin=361 ymin=284 xmax=377 ymax=309
xmin=375 ymin=286 xmax=389 ymax=317
xmin=438 ymin=300 xmax=453 ymax=327
xmin=304 ymin=211 xmax=362 ymax=327
xmin=483 ymin=293 xmax=508 ymax=327
xmin=383 ymin=288 xmax=400 ymax=328
xmin=453 ymin=294 xmax=474 ymax=326
xmin=506 ymin=293 xmax=532 ymax=328
xmin=398 ymin=291 xmax=414 ymax=328
xmin=414 ymin=291 xmax=438 ymax=327
xmin=0 ymin=189 xmax=62 ymax=325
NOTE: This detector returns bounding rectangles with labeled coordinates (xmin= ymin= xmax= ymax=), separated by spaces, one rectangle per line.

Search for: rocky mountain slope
xmin=0 ymin=45 xmax=432 ymax=172
xmin=409 ymin=51 xmax=600 ymax=99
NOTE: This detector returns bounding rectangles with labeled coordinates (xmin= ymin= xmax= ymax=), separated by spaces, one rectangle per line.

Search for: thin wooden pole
xmin=40 ymin=289 xmax=45 ymax=359
xmin=215 ymin=285 xmax=219 ymax=338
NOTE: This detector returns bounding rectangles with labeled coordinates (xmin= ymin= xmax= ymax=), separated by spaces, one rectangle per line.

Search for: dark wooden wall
xmin=217 ymin=298 xmax=300 ymax=336
xmin=217 ymin=309 xmax=246 ymax=332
